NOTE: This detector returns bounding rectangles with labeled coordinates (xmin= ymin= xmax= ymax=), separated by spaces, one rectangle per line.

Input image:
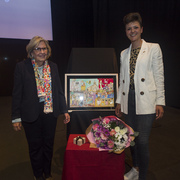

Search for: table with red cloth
xmin=62 ymin=134 xmax=125 ymax=180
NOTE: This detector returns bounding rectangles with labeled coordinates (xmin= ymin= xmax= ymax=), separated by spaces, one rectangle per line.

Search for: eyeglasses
xmin=34 ymin=47 xmax=48 ymax=52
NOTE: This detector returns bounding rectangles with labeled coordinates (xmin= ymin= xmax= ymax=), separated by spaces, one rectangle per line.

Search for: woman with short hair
xmin=115 ymin=12 xmax=165 ymax=180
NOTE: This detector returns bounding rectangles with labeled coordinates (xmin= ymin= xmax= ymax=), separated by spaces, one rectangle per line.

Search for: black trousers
xmin=22 ymin=102 xmax=57 ymax=178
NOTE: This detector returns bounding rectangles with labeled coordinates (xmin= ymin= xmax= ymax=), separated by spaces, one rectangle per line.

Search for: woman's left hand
xmin=156 ymin=105 xmax=164 ymax=119
xmin=64 ymin=113 xmax=70 ymax=124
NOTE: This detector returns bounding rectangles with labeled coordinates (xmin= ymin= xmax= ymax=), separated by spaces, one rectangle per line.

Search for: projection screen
xmin=0 ymin=0 xmax=53 ymax=40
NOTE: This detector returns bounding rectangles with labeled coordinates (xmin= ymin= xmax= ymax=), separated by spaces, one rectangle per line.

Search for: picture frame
xmin=65 ymin=73 xmax=118 ymax=112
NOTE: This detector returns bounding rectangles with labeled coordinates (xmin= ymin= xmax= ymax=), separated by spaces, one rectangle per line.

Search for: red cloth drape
xmin=62 ymin=134 xmax=125 ymax=180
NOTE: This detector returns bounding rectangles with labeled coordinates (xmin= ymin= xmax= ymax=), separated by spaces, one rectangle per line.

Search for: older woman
xmin=115 ymin=13 xmax=165 ymax=180
xmin=12 ymin=36 xmax=70 ymax=180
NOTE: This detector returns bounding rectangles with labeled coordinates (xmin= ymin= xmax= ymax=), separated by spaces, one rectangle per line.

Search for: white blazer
xmin=116 ymin=39 xmax=165 ymax=114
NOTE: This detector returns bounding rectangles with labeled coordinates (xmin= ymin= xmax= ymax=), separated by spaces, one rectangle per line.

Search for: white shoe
xmin=124 ymin=167 xmax=139 ymax=180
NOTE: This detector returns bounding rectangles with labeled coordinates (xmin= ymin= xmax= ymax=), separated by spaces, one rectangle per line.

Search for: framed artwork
xmin=65 ymin=73 xmax=118 ymax=112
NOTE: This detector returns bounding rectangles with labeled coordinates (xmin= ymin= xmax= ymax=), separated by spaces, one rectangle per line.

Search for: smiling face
xmin=31 ymin=41 xmax=48 ymax=66
xmin=125 ymin=21 xmax=143 ymax=43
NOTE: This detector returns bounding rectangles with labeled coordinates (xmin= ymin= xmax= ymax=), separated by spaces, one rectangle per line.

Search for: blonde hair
xmin=26 ymin=36 xmax=51 ymax=59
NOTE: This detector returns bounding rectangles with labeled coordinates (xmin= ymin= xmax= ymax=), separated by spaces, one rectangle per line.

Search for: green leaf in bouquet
xmin=133 ymin=131 xmax=139 ymax=137
xmin=110 ymin=121 xmax=117 ymax=129
xmin=130 ymin=131 xmax=139 ymax=137
xmin=93 ymin=120 xmax=100 ymax=124
xmin=130 ymin=141 xmax=135 ymax=146
xmin=119 ymin=124 xmax=125 ymax=129
xmin=100 ymin=142 xmax=105 ymax=147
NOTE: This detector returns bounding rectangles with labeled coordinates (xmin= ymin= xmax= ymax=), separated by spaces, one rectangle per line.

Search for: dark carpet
xmin=0 ymin=96 xmax=180 ymax=180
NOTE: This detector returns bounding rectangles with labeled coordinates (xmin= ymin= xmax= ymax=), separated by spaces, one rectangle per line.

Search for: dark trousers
xmin=22 ymin=102 xmax=57 ymax=178
xmin=124 ymin=89 xmax=155 ymax=180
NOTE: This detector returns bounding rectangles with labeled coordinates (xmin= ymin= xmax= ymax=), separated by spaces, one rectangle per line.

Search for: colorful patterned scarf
xmin=31 ymin=59 xmax=53 ymax=113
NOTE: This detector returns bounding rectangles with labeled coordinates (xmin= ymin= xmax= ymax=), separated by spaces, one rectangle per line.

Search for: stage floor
xmin=0 ymin=96 xmax=180 ymax=180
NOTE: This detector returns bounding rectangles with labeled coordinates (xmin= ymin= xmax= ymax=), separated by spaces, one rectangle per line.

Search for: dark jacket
xmin=12 ymin=58 xmax=67 ymax=122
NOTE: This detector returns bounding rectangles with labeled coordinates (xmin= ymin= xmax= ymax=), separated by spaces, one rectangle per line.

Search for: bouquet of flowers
xmin=86 ymin=116 xmax=138 ymax=154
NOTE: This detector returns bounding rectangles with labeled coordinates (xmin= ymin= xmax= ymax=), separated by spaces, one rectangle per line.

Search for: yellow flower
xmin=119 ymin=127 xmax=128 ymax=135
xmin=115 ymin=126 xmax=120 ymax=132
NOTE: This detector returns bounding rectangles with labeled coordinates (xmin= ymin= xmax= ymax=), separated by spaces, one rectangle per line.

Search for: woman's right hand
xmin=12 ymin=122 xmax=22 ymax=131
xmin=115 ymin=103 xmax=123 ymax=117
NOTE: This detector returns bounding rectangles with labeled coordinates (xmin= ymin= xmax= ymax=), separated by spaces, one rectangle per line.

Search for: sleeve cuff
xmin=12 ymin=118 xmax=22 ymax=123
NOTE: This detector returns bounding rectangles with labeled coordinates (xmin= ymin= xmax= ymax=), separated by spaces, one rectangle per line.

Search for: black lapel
xmin=48 ymin=61 xmax=55 ymax=94
xmin=24 ymin=58 xmax=36 ymax=85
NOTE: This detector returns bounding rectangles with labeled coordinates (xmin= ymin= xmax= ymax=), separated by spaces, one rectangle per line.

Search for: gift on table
xmin=73 ymin=136 xmax=86 ymax=146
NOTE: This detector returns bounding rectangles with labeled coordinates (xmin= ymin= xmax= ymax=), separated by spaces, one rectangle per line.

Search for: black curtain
xmin=0 ymin=0 xmax=180 ymax=108
xmin=50 ymin=0 xmax=180 ymax=108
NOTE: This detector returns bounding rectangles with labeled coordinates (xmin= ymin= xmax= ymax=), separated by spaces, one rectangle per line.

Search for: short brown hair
xmin=123 ymin=12 xmax=142 ymax=27
xmin=26 ymin=36 xmax=51 ymax=59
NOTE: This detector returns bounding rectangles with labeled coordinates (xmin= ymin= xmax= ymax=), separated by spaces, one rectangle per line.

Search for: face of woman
xmin=125 ymin=21 xmax=143 ymax=43
xmin=31 ymin=41 xmax=48 ymax=66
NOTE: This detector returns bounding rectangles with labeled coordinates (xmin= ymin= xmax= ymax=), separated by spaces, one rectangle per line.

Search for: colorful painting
xmin=69 ymin=78 xmax=114 ymax=108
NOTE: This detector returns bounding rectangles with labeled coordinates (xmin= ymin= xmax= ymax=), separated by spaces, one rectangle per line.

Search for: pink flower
xmin=108 ymin=140 xmax=114 ymax=148
xmin=92 ymin=123 xmax=99 ymax=131
xmin=88 ymin=115 xmax=136 ymax=153
xmin=95 ymin=139 xmax=100 ymax=145
xmin=103 ymin=117 xmax=110 ymax=124
xmin=110 ymin=129 xmax=116 ymax=136
xmin=100 ymin=133 xmax=108 ymax=140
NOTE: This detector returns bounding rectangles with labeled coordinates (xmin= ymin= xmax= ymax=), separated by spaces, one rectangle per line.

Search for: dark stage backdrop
xmin=0 ymin=0 xmax=179 ymax=108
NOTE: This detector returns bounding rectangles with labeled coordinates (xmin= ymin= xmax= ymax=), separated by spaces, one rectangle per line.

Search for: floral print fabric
xmin=31 ymin=59 xmax=53 ymax=113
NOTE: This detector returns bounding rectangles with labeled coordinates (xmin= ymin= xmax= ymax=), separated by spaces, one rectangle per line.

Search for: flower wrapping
xmin=73 ymin=136 xmax=86 ymax=146
xmin=86 ymin=116 xmax=137 ymax=154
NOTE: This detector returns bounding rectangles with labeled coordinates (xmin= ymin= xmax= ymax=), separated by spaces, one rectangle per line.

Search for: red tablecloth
xmin=62 ymin=134 xmax=125 ymax=180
